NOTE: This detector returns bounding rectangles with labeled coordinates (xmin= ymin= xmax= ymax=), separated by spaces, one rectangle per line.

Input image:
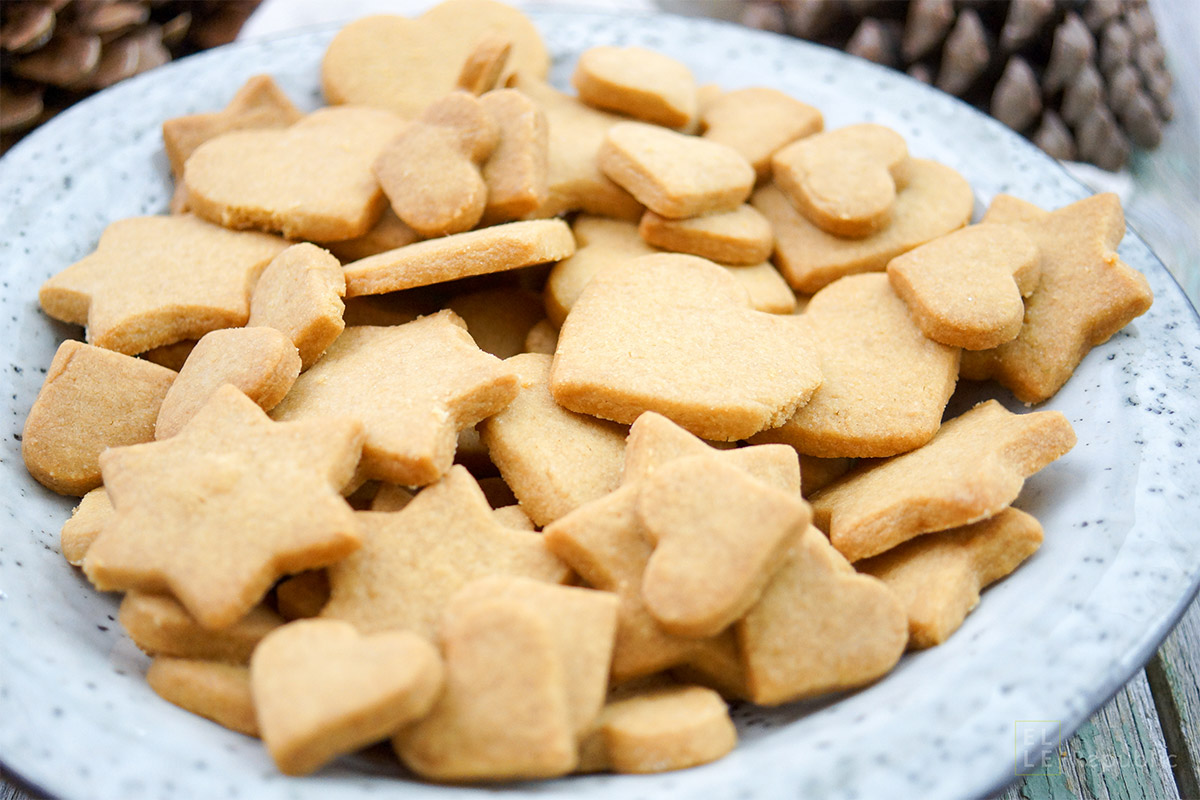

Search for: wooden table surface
xmin=2 ymin=1 xmax=1197 ymax=798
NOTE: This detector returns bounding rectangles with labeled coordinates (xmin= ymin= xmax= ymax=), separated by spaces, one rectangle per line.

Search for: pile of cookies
xmin=21 ymin=0 xmax=1154 ymax=784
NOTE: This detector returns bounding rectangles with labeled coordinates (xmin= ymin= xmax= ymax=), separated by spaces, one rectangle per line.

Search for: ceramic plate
xmin=2 ymin=11 xmax=1198 ymax=800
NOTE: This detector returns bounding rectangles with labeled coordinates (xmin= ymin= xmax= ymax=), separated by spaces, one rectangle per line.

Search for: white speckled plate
xmin=2 ymin=11 xmax=1199 ymax=800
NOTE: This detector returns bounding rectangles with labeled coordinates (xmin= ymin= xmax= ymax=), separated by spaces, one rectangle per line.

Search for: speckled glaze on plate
xmin=1 ymin=11 xmax=1198 ymax=800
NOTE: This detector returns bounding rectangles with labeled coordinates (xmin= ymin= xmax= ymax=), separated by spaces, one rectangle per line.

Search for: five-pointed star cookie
xmin=270 ymin=310 xmax=520 ymax=486
xmin=320 ymin=466 xmax=571 ymax=638
xmin=39 ymin=214 xmax=289 ymax=355
xmin=961 ymin=193 xmax=1153 ymax=403
xmin=83 ymin=385 xmax=364 ymax=630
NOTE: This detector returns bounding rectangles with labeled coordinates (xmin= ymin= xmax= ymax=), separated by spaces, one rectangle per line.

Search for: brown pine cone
xmin=1 ymin=0 xmax=262 ymax=153
xmin=739 ymin=0 xmax=1175 ymax=171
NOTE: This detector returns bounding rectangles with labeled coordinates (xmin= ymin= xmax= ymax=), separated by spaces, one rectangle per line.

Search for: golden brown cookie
xmin=247 ymin=243 xmax=346 ymax=370
xmin=140 ymin=340 xmax=196 ymax=372
xmin=146 ymin=657 xmax=259 ymax=737
xmin=274 ymin=571 xmax=330 ymax=621
xmin=320 ymin=466 xmax=569 ymax=638
xmin=342 ymin=219 xmax=574 ymax=297
xmin=700 ymin=87 xmax=823 ymax=180
xmin=753 ymin=159 xmax=973 ymax=293
xmin=120 ymin=591 xmax=283 ymax=664
xmin=578 ymin=683 xmax=736 ymax=774
xmin=23 ymin=340 xmax=177 ymax=495
xmin=478 ymin=353 xmax=627 ymax=527
xmin=857 ymin=507 xmax=1044 ymax=649
xmin=737 ymin=525 xmax=907 ymax=705
xmin=513 ymin=78 xmax=643 ymax=221
xmin=810 ymin=399 xmax=1075 ymax=562
xmin=549 ymin=254 xmax=821 ymax=441
xmin=637 ymin=455 xmax=810 ymax=637
xmin=961 ymin=193 xmax=1153 ymax=403
xmin=393 ymin=594 xmax=575 ymax=781
xmin=479 ymin=88 xmax=549 ymax=223
xmin=599 ymin=122 xmax=756 ymax=219
xmin=60 ymin=487 xmax=114 ymax=566
xmin=544 ymin=414 xmax=799 ymax=683
xmin=321 ymin=0 xmax=549 ymax=118
xmin=524 ymin=319 xmax=559 ymax=355
xmin=638 ymin=204 xmax=773 ymax=266
xmin=185 ymin=106 xmax=405 ymax=241
xmin=154 ymin=327 xmax=300 ymax=440
xmin=544 ymin=215 xmax=659 ymax=326
xmin=83 ymin=385 xmax=363 ymax=630
xmin=771 ymin=123 xmax=910 ymax=238
xmin=572 ymin=46 xmax=697 ymax=128
xmin=445 ymin=576 xmax=619 ymax=736
xmin=162 ymin=74 xmax=302 ymax=179
xmin=456 ymin=33 xmax=512 ymax=94
xmin=750 ymin=273 xmax=958 ymax=458
xmin=621 ymin=411 xmax=799 ymax=493
xmin=320 ymin=208 xmax=420 ymax=263
xmin=887 ymin=223 xmax=1041 ymax=350
xmin=543 ymin=484 xmax=738 ymax=684
xmin=270 ymin=312 xmax=519 ymax=486
xmin=446 ymin=287 xmax=545 ymax=359
xmin=251 ymin=618 xmax=443 ymax=776
xmin=374 ymin=92 xmax=498 ymax=238
xmin=39 ymin=214 xmax=288 ymax=354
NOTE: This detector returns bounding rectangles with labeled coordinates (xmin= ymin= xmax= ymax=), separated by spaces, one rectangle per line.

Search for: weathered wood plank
xmin=0 ymin=766 xmax=37 ymax=800
xmin=1146 ymin=597 xmax=1200 ymax=800
xmin=994 ymin=670 xmax=1178 ymax=800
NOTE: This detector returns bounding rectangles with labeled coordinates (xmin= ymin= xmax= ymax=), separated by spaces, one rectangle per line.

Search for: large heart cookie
xmin=251 ymin=618 xmax=443 ymax=775
xmin=184 ymin=106 xmax=405 ymax=242
xmin=322 ymin=0 xmax=549 ymax=118
xmin=549 ymin=253 xmax=821 ymax=441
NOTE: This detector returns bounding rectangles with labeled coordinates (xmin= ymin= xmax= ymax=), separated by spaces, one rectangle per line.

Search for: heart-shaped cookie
xmin=321 ymin=0 xmax=549 ymax=118
xmin=637 ymin=455 xmax=810 ymax=638
xmin=184 ymin=106 xmax=405 ymax=242
xmin=737 ymin=526 xmax=907 ymax=705
xmin=250 ymin=618 xmax=443 ymax=776
xmin=549 ymin=253 xmax=821 ymax=441
xmin=887 ymin=222 xmax=1041 ymax=350
xmin=771 ymin=123 xmax=910 ymax=238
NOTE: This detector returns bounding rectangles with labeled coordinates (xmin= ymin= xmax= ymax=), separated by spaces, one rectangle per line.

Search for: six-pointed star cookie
xmin=961 ymin=193 xmax=1153 ymax=403
xmin=39 ymin=214 xmax=289 ymax=355
xmin=270 ymin=311 xmax=520 ymax=486
xmin=320 ymin=466 xmax=570 ymax=638
xmin=84 ymin=385 xmax=364 ymax=630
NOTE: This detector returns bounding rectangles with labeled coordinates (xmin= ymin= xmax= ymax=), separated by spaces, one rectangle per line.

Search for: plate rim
xmin=1 ymin=10 xmax=1198 ymax=800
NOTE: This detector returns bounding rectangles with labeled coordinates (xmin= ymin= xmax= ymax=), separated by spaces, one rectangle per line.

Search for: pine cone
xmin=740 ymin=0 xmax=1174 ymax=171
xmin=1 ymin=0 xmax=262 ymax=154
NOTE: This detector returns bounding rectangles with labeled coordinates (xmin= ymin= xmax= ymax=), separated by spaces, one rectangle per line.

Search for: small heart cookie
xmin=637 ymin=456 xmax=810 ymax=638
xmin=772 ymin=123 xmax=910 ymax=238
xmin=887 ymin=222 xmax=1041 ymax=350
xmin=251 ymin=618 xmax=443 ymax=775
xmin=700 ymin=87 xmax=823 ymax=180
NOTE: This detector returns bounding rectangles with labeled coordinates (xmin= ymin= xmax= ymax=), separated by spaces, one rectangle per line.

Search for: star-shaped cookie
xmin=320 ymin=466 xmax=570 ymax=638
xmin=270 ymin=311 xmax=520 ymax=486
xmin=961 ymin=193 xmax=1153 ymax=403
xmin=39 ymin=214 xmax=288 ymax=354
xmin=84 ymin=385 xmax=364 ymax=630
